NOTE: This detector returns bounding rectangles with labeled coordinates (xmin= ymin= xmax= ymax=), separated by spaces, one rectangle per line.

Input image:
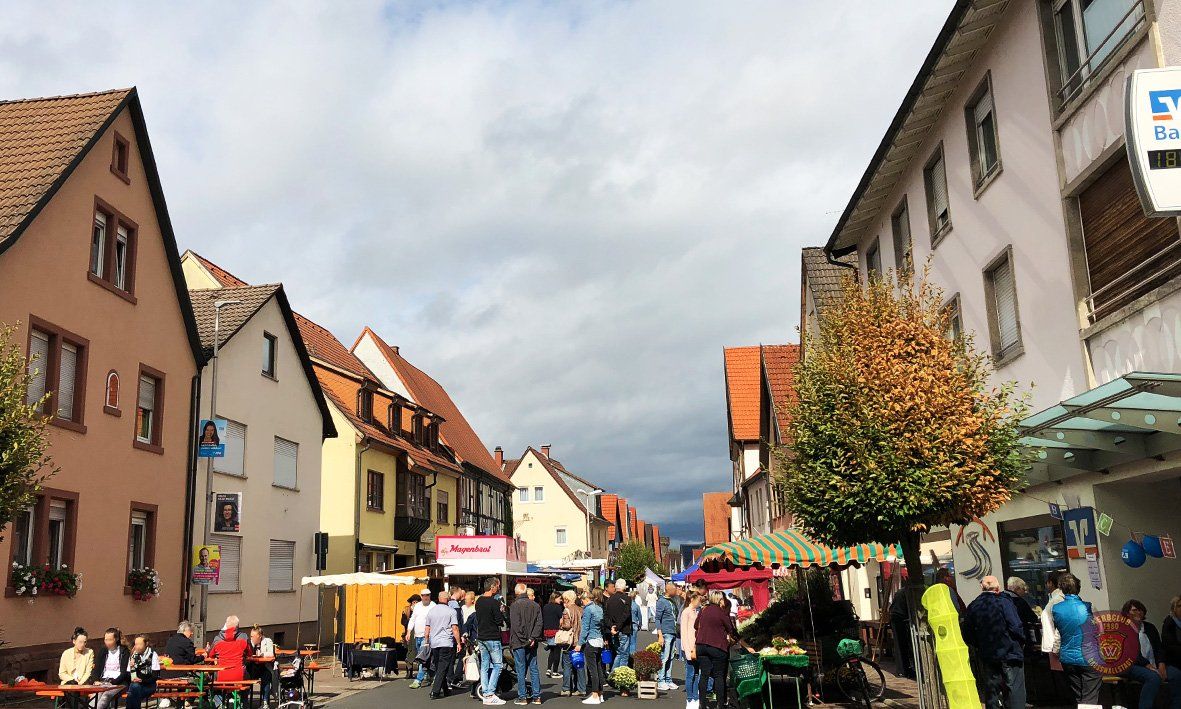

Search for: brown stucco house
xmin=0 ymin=88 xmax=204 ymax=675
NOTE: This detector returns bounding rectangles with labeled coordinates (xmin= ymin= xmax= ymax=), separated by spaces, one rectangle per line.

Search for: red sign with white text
xmin=435 ymin=535 xmax=526 ymax=562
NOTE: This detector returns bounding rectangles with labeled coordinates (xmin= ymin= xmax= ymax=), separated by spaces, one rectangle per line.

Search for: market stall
xmin=685 ymin=563 xmax=773 ymax=610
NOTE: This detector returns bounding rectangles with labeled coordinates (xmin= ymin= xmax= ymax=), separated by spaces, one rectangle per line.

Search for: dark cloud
xmin=1 ymin=0 xmax=952 ymax=544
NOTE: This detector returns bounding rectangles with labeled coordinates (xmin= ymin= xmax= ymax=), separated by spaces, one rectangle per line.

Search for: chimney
xmin=494 ymin=446 xmax=504 ymax=467
xmin=540 ymin=444 xmax=551 ymax=459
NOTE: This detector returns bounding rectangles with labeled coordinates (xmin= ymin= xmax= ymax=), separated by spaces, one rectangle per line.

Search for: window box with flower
xmin=127 ymin=567 xmax=160 ymax=601
xmin=10 ymin=561 xmax=81 ymax=599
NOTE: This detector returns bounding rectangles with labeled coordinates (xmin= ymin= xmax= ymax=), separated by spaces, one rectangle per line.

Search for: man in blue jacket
xmin=963 ymin=576 xmax=1025 ymax=709
xmin=654 ymin=588 xmax=679 ymax=691
xmin=1052 ymin=574 xmax=1101 ymax=705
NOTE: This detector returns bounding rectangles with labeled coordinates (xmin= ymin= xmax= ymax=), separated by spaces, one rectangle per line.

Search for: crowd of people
xmin=57 ymin=617 xmax=284 ymax=709
xmin=396 ymin=577 xmax=736 ymax=709
xmin=956 ymin=571 xmax=1181 ymax=709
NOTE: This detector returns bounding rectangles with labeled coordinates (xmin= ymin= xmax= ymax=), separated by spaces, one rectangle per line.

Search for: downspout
xmin=180 ymin=372 xmax=201 ymax=623
xmin=354 ymin=441 xmax=371 ymax=571
xmin=419 ymin=470 xmax=439 ymax=564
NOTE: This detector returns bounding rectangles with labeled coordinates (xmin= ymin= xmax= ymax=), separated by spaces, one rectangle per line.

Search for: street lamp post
xmin=199 ymin=299 xmax=241 ymax=630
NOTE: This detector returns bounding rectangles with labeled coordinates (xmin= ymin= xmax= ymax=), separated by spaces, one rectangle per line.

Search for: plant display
xmin=610 ymin=666 xmax=637 ymax=692
xmin=127 ymin=567 xmax=161 ymax=601
xmin=630 ymin=649 xmax=661 ymax=681
xmin=10 ymin=561 xmax=80 ymax=599
xmin=644 ymin=641 xmax=662 ymax=654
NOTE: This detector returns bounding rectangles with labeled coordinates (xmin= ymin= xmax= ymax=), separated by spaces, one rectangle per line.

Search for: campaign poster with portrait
xmin=213 ymin=492 xmax=242 ymax=533
xmin=192 ymin=544 xmax=221 ymax=585
xmin=197 ymin=418 xmax=227 ymax=458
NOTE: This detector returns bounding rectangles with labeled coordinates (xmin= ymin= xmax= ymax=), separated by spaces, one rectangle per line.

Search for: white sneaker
xmin=484 ymin=696 xmax=506 ymax=706
xmin=581 ymin=697 xmax=602 ymax=705
xmin=665 ymin=682 xmax=679 ymax=690
xmin=159 ymin=701 xmax=172 ymax=709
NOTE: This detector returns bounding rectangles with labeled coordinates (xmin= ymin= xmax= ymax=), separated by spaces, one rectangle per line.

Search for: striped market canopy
xmin=699 ymin=529 xmax=902 ymax=570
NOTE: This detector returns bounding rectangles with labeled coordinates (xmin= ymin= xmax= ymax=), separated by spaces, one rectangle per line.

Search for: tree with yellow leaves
xmin=777 ymin=269 xmax=1027 ymax=587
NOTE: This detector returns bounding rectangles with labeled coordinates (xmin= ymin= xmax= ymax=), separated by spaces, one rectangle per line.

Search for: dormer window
xmin=428 ymin=423 xmax=439 ymax=451
xmin=357 ymin=386 xmax=374 ymax=422
xmin=388 ymin=403 xmax=402 ymax=434
xmin=412 ymin=414 xmax=424 ymax=444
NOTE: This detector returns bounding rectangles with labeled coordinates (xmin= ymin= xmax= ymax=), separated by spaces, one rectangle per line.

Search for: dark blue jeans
xmin=126 ymin=681 xmax=156 ymax=709
xmin=1126 ymin=663 xmax=1181 ymax=709
xmin=512 ymin=646 xmax=541 ymax=700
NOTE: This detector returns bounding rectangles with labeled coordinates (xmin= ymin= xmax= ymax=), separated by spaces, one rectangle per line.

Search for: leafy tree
xmin=0 ymin=323 xmax=55 ymax=541
xmin=776 ymin=270 xmax=1026 ymax=586
xmin=614 ymin=540 xmax=666 ymax=581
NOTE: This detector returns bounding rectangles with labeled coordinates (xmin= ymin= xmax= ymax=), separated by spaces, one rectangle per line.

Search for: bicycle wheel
xmin=835 ymin=658 xmax=886 ymax=705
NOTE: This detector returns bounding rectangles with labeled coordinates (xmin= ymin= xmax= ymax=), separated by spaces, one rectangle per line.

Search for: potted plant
xmin=127 ymin=568 xmax=161 ymax=601
xmin=9 ymin=562 xmax=80 ymax=600
xmin=631 ymin=649 xmax=662 ymax=699
xmin=610 ymin=666 xmax=637 ymax=696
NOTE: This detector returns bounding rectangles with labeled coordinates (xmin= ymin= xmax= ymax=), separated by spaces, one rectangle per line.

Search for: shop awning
xmin=1020 ymin=372 xmax=1181 ymax=482
xmin=300 ymin=572 xmax=423 ymax=587
xmin=699 ymin=529 xmax=901 ymax=570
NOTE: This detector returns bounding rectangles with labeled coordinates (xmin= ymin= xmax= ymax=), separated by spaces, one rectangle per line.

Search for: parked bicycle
xmin=833 ymin=639 xmax=886 ymax=708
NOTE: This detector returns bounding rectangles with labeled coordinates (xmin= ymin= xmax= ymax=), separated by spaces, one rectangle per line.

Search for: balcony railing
xmin=1056 ymin=0 xmax=1146 ymax=109
xmin=1086 ymin=240 xmax=1181 ymax=323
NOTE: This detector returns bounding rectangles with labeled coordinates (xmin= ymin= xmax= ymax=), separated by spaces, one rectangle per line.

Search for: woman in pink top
xmin=679 ymin=591 xmax=704 ymax=709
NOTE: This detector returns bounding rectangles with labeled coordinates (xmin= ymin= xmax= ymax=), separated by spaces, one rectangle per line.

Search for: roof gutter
xmin=825 ymin=0 xmax=973 ymax=258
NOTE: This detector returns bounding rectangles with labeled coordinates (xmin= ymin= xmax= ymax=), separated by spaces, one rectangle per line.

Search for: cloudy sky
xmin=2 ymin=1 xmax=951 ymax=545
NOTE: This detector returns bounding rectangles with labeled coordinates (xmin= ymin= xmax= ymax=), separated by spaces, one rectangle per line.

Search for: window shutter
xmin=973 ymin=89 xmax=993 ymax=126
xmin=992 ymin=259 xmax=1019 ymax=351
xmin=892 ymin=206 xmax=912 ymax=269
xmin=268 ymin=540 xmax=295 ymax=591
xmin=930 ymin=155 xmax=949 ymax=219
xmin=138 ymin=375 xmax=156 ymax=411
xmin=273 ymin=437 xmax=298 ymax=488
xmin=57 ymin=342 xmax=78 ymax=419
xmin=212 ymin=534 xmax=241 ymax=591
xmin=215 ymin=420 xmax=247 ymax=476
xmin=27 ymin=331 xmax=50 ymax=407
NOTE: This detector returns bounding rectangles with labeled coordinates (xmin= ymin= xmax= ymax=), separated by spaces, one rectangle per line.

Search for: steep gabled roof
xmin=0 ymin=88 xmax=203 ymax=365
xmin=295 ymin=312 xmax=375 ymax=378
xmin=760 ymin=344 xmax=801 ymax=436
xmin=356 ymin=327 xmax=506 ymax=483
xmin=511 ymin=447 xmax=604 ymax=518
xmin=188 ymin=285 xmax=337 ymax=439
xmin=184 ymin=249 xmax=249 ymax=287
xmin=802 ymin=247 xmax=857 ymax=315
xmin=313 ymin=361 xmax=461 ymax=474
xmin=723 ymin=346 xmax=761 ymax=442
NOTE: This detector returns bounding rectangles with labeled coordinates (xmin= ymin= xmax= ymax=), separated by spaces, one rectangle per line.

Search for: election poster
xmin=192 ymin=544 xmax=221 ymax=585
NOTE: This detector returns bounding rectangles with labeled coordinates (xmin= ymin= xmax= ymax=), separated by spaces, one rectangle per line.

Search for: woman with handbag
xmin=558 ymin=591 xmax=584 ymax=696
xmin=543 ymin=593 xmax=565 ymax=678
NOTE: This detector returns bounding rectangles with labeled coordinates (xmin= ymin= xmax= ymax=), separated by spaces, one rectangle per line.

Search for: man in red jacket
xmin=207 ymin=616 xmax=250 ymax=682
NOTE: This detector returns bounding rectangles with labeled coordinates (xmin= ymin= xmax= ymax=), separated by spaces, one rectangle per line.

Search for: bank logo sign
xmin=1125 ymin=68 xmax=1181 ymax=216
xmin=1149 ymin=89 xmax=1181 ymax=121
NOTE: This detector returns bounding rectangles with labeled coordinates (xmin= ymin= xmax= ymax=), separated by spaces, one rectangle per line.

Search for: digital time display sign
xmin=1147 ymin=149 xmax=1181 ymax=170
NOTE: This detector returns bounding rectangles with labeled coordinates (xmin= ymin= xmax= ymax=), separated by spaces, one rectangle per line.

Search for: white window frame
xmin=533 ymin=486 xmax=544 ymax=502
xmin=12 ymin=507 xmax=34 ymax=566
xmin=48 ymin=501 xmax=67 ymax=570
xmin=518 ymin=487 xmax=529 ymax=503
xmin=136 ymin=374 xmax=157 ymax=444
xmin=129 ymin=510 xmax=148 ymax=571
xmin=114 ymin=225 xmax=130 ymax=290
xmin=90 ymin=213 xmax=107 ymax=278
xmin=555 ymin=526 xmax=568 ymax=546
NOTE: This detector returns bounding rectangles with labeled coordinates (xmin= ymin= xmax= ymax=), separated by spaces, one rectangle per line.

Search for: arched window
xmin=105 ymin=370 xmax=120 ymax=412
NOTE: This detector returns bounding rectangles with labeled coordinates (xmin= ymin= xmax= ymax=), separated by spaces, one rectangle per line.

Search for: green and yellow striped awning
xmin=699 ymin=529 xmax=901 ymax=570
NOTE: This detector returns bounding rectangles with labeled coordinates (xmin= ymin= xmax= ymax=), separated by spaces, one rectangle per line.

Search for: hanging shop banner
xmin=197 ymin=418 xmax=227 ymax=458
xmin=192 ymin=544 xmax=221 ymax=585
xmin=1096 ymin=512 xmax=1113 ymax=537
xmin=1162 ymin=535 xmax=1177 ymax=559
xmin=213 ymin=492 xmax=242 ymax=533
xmin=1063 ymin=506 xmax=1099 ymax=559
xmin=1125 ymin=67 xmax=1181 ymax=216
xmin=1048 ymin=502 xmax=1062 ymax=520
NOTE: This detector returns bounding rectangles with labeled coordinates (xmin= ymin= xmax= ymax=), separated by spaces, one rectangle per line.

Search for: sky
xmin=1 ymin=1 xmax=953 ymax=545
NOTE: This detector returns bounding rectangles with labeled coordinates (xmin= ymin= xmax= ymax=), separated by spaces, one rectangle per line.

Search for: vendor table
xmin=733 ymin=654 xmax=810 ymax=709
xmin=341 ymin=647 xmax=398 ymax=680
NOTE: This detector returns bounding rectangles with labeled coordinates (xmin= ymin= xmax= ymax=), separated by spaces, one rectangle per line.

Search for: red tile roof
xmin=761 ymin=344 xmax=801 ymax=436
xmin=358 ymin=328 xmax=506 ymax=482
xmin=724 ymin=346 xmax=762 ymax=442
xmin=0 ymin=89 xmax=130 ymax=244
xmin=314 ymin=361 xmax=460 ymax=474
xmin=295 ymin=312 xmax=375 ymax=378
xmin=601 ymin=494 xmax=619 ymax=529
xmin=703 ymin=492 xmax=731 ymax=546
xmin=185 ymin=249 xmax=249 ymax=287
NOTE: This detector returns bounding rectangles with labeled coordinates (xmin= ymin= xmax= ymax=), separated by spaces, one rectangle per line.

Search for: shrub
xmin=610 ymin=666 xmax=637 ymax=692
xmin=631 ymin=649 xmax=661 ymax=681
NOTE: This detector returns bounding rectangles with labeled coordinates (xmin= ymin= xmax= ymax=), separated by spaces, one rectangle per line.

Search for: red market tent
xmin=686 ymin=564 xmax=772 ymax=610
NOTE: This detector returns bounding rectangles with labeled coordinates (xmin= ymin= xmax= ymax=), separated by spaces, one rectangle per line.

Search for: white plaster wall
xmin=854 ymin=1 xmax=1087 ymax=413
xmin=192 ymin=298 xmax=325 ymax=627
xmin=353 ymin=334 xmax=414 ymax=400
xmin=510 ymin=451 xmax=587 ymax=560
